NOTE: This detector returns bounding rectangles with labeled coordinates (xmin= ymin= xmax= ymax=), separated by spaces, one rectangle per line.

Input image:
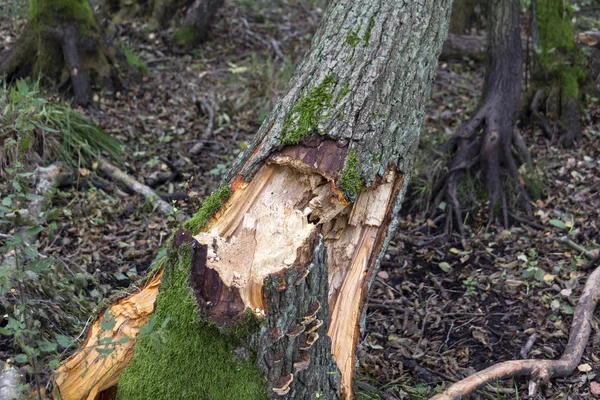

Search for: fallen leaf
xmin=377 ymin=270 xmax=389 ymax=280
xmin=590 ymin=381 xmax=600 ymax=396
xmin=578 ymin=363 xmax=592 ymax=372
xmin=560 ymin=288 xmax=572 ymax=297
xmin=438 ymin=262 xmax=452 ymax=273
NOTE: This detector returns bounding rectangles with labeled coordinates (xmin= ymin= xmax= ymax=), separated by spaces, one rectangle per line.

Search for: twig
xmin=553 ymin=236 xmax=597 ymax=260
xmin=582 ymin=254 xmax=600 ymax=271
xmin=520 ymin=332 xmax=537 ymax=358
xmin=430 ymin=262 xmax=600 ymax=400
xmin=189 ymin=97 xmax=215 ymax=155
xmin=97 ymin=157 xmax=188 ymax=221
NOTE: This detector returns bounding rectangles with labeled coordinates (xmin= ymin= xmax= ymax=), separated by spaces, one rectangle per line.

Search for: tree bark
xmin=54 ymin=1 xmax=452 ymax=399
xmin=174 ymin=0 xmax=224 ymax=46
xmin=0 ymin=0 xmax=128 ymax=106
xmin=102 ymin=0 xmax=223 ymax=46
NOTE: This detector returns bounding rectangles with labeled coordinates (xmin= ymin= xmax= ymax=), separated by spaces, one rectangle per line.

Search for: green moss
xmin=281 ymin=73 xmax=337 ymax=145
xmin=117 ymin=243 xmax=267 ymax=400
xmin=174 ymin=25 xmax=200 ymax=47
xmin=339 ymin=148 xmax=362 ymax=196
xmin=336 ymin=79 xmax=350 ymax=102
xmin=29 ymin=0 xmax=97 ymax=36
xmin=535 ymin=0 xmax=583 ymax=99
xmin=183 ymin=186 xmax=231 ymax=234
xmin=363 ymin=17 xmax=375 ymax=45
xmin=535 ymin=0 xmax=576 ymax=54
xmin=344 ymin=25 xmax=362 ymax=48
xmin=522 ymin=171 xmax=545 ymax=201
xmin=123 ymin=46 xmax=148 ymax=75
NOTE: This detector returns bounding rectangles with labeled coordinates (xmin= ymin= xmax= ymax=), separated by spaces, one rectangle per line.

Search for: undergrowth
xmin=0 ymin=79 xmax=123 ymax=175
xmin=0 ymin=78 xmax=124 ymax=395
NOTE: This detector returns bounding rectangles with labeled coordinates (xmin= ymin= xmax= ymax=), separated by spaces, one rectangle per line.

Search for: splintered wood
xmin=54 ymin=152 xmax=400 ymax=400
xmin=193 ymin=159 xmax=398 ymax=398
xmin=54 ymin=272 xmax=162 ymax=400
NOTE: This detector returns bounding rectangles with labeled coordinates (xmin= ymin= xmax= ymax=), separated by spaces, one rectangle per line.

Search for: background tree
xmin=527 ymin=0 xmax=585 ymax=146
xmin=53 ymin=0 xmax=452 ymax=399
xmin=449 ymin=0 xmax=479 ymax=34
xmin=0 ymin=0 xmax=129 ymax=106
xmin=102 ymin=0 xmax=224 ymax=47
xmin=432 ymin=0 xmax=532 ymax=234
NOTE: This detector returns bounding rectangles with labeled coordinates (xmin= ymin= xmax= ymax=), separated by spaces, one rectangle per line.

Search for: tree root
xmin=0 ymin=23 xmax=128 ymax=107
xmin=431 ymin=262 xmax=600 ymax=400
xmin=528 ymin=89 xmax=581 ymax=147
xmin=432 ymin=103 xmax=533 ymax=236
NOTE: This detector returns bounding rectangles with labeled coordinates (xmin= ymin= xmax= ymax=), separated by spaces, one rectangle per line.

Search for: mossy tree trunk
xmin=0 ymin=0 xmax=128 ymax=107
xmin=102 ymin=0 xmax=223 ymax=47
xmin=54 ymin=1 xmax=451 ymax=399
xmin=449 ymin=0 xmax=479 ymax=34
xmin=527 ymin=0 xmax=584 ymax=146
xmin=433 ymin=0 xmax=533 ymax=234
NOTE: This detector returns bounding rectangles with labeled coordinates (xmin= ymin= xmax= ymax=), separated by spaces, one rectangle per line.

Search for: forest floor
xmin=1 ymin=1 xmax=600 ymax=399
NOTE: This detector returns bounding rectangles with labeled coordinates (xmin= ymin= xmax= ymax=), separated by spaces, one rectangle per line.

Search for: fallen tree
xmin=52 ymin=0 xmax=452 ymax=399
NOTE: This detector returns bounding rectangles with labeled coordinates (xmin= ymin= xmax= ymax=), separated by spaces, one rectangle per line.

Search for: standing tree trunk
xmin=54 ymin=1 xmax=451 ymax=399
xmin=432 ymin=0 xmax=532 ymax=234
xmin=0 ymin=0 xmax=129 ymax=107
xmin=102 ymin=0 xmax=224 ymax=47
xmin=527 ymin=0 xmax=584 ymax=146
xmin=449 ymin=0 xmax=479 ymax=34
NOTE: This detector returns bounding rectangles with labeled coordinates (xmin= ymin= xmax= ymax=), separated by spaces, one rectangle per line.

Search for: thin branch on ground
xmin=97 ymin=157 xmax=188 ymax=221
xmin=189 ymin=97 xmax=215 ymax=155
xmin=552 ymin=236 xmax=598 ymax=260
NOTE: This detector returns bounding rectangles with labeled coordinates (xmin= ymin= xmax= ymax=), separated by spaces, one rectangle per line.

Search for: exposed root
xmin=530 ymin=89 xmax=554 ymax=139
xmin=528 ymin=89 xmax=581 ymax=147
xmin=0 ymin=23 xmax=128 ymax=107
xmin=431 ymin=262 xmax=600 ymax=400
xmin=432 ymin=103 xmax=532 ymax=235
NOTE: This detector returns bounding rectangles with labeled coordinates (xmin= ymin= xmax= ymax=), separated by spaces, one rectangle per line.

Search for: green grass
xmin=1 ymin=79 xmax=123 ymax=174
xmin=122 ymin=45 xmax=148 ymax=75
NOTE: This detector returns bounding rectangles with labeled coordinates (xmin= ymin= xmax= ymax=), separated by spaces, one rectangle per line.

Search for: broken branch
xmin=97 ymin=157 xmax=188 ymax=221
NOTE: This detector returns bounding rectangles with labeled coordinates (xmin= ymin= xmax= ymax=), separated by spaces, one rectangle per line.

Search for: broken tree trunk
xmin=53 ymin=1 xmax=452 ymax=399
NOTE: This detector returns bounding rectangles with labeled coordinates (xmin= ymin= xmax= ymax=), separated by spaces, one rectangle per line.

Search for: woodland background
xmin=1 ymin=0 xmax=600 ymax=399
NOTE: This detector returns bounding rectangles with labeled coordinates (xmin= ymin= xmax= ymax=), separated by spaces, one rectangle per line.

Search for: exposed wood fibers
xmin=55 ymin=148 xmax=401 ymax=400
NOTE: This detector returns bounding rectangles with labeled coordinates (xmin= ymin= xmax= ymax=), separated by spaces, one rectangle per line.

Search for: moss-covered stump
xmin=528 ymin=0 xmax=586 ymax=146
xmin=116 ymin=234 xmax=269 ymax=400
xmin=0 ymin=0 xmax=130 ymax=106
